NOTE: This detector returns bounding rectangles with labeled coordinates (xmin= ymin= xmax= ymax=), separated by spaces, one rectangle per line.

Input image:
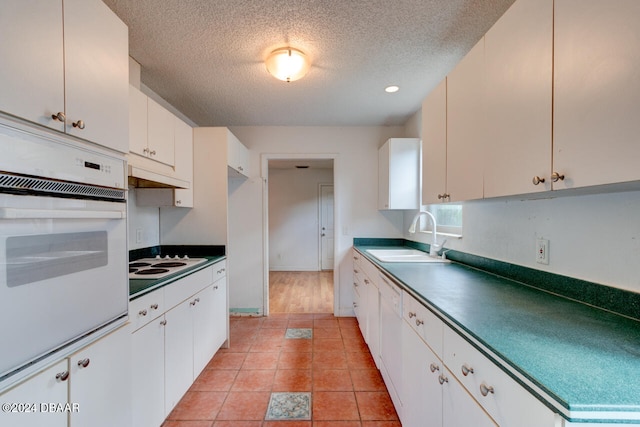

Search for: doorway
xmin=262 ymin=155 xmax=337 ymax=316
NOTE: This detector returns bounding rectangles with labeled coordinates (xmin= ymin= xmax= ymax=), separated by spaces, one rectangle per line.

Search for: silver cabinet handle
xmin=238 ymin=166 xmax=243 ymax=171
xmin=438 ymin=374 xmax=448 ymax=385
xmin=353 ymin=302 xmax=358 ymax=308
xmin=353 ymin=269 xmax=359 ymax=274
xmin=72 ymin=119 xmax=85 ymax=129
xmin=364 ymin=279 xmax=370 ymax=285
xmin=461 ymin=364 xmax=474 ymax=376
xmin=430 ymin=363 xmax=440 ymax=373
xmin=150 ymin=304 xmax=159 ymax=310
xmin=415 ymin=319 xmax=424 ymax=326
xmin=438 ymin=193 xmax=450 ymax=200
xmin=139 ymin=309 xmax=147 ymax=316
xmin=51 ymin=111 xmax=66 ymax=122
xmin=143 ymin=148 xmax=150 ymax=154
xmin=190 ymin=298 xmax=200 ymax=306
xmin=217 ymin=268 xmax=226 ymax=274
xmin=213 ymin=285 xmax=219 ymax=290
xmin=77 ymin=358 xmax=90 ymax=368
xmin=551 ymin=172 xmax=565 ymax=182
xmin=532 ymin=176 xmax=545 ymax=185
xmin=353 ymin=282 xmax=359 ymax=287
xmin=408 ymin=312 xmax=416 ymax=319
xmin=353 ymin=256 xmax=359 ymax=260
xmin=176 ymin=200 xmax=182 ymax=205
xmin=56 ymin=371 xmax=69 ymax=382
xmin=160 ymin=319 xmax=167 ymax=326
xmin=149 ymin=150 xmax=156 ymax=155
xmin=480 ymin=383 xmax=495 ymax=396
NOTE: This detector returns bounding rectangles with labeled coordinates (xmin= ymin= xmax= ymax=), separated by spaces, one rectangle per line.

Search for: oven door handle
xmin=0 ymin=208 xmax=126 ymax=220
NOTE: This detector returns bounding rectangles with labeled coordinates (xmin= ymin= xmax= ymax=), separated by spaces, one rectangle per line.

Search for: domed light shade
xmin=265 ymin=47 xmax=310 ymax=82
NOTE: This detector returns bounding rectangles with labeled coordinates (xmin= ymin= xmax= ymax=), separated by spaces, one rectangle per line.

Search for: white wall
xmin=404 ymin=190 xmax=640 ymax=293
xmin=268 ymin=167 xmax=334 ymax=271
xmin=127 ymin=187 xmax=160 ymax=250
xmin=229 ymin=126 xmax=407 ymax=315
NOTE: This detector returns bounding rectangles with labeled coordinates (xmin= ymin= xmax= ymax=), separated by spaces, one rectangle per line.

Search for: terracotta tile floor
xmin=162 ymin=314 xmax=400 ymax=427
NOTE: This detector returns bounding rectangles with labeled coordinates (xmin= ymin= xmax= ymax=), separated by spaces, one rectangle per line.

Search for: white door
xmin=319 ymin=184 xmax=334 ymax=270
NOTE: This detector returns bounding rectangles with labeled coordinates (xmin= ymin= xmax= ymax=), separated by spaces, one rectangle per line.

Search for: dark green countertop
xmin=129 ymin=255 xmax=225 ymax=300
xmin=354 ymin=244 xmax=640 ymax=424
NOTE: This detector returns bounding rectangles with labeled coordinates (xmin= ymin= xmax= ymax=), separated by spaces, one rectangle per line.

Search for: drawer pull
xmin=56 ymin=371 xmax=70 ymax=382
xmin=150 ymin=303 xmax=159 ymax=310
xmin=77 ymin=358 xmax=90 ymax=368
xmin=415 ymin=319 xmax=424 ymax=326
xmin=139 ymin=309 xmax=147 ymax=316
xmin=364 ymin=279 xmax=370 ymax=285
xmin=160 ymin=319 xmax=167 ymax=326
xmin=354 ymin=282 xmax=359 ymax=287
xmin=217 ymin=268 xmax=226 ymax=274
xmin=408 ymin=311 xmax=416 ymax=318
xmin=480 ymin=383 xmax=495 ymax=396
xmin=353 ymin=256 xmax=359 ymax=260
xmin=438 ymin=374 xmax=448 ymax=385
xmin=461 ymin=364 xmax=474 ymax=376
xmin=430 ymin=363 xmax=440 ymax=373
xmin=353 ymin=269 xmax=359 ymax=274
xmin=353 ymin=302 xmax=358 ymax=308
xmin=214 ymin=285 xmax=219 ymax=290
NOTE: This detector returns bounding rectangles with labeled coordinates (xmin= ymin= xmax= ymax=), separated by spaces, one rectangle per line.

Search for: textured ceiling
xmin=103 ymin=0 xmax=515 ymax=127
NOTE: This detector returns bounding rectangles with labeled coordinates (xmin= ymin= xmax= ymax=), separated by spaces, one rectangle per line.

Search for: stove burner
xmin=135 ymin=268 xmax=170 ymax=275
xmin=129 ymin=267 xmax=138 ymax=273
xmin=152 ymin=262 xmax=187 ymax=268
xmin=129 ymin=262 xmax=152 ymax=268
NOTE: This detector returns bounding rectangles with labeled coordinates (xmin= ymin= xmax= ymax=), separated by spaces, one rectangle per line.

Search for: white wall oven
xmin=0 ymin=117 xmax=128 ymax=385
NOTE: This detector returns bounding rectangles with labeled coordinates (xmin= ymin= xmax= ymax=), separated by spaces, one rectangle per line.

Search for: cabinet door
xmin=442 ymin=367 xmax=497 ymax=427
xmin=227 ymin=131 xmax=249 ymax=177
xmin=365 ymin=278 xmax=380 ymax=369
xmin=193 ymin=284 xmax=217 ymax=377
xmin=146 ymin=97 xmax=175 ymax=166
xmin=211 ymin=277 xmax=229 ymax=352
xmin=0 ymin=360 xmax=68 ymax=427
xmin=70 ymin=326 xmax=131 ymax=427
xmin=173 ymin=117 xmax=194 ymax=207
xmin=402 ymin=321 xmax=443 ymax=427
xmin=129 ymin=85 xmax=149 ymax=157
xmin=446 ymin=38 xmax=485 ymax=202
xmin=484 ymin=0 xmax=553 ymax=197
xmin=553 ymin=0 xmax=640 ymax=189
xmin=164 ymin=299 xmax=194 ymax=415
xmin=132 ymin=318 xmax=166 ymax=427
xmin=0 ymin=0 xmax=65 ymax=131
xmin=422 ymin=78 xmax=447 ymax=205
xmin=378 ymin=276 xmax=403 ymax=412
xmin=377 ymin=141 xmax=391 ymax=209
xmin=63 ymin=0 xmax=129 ymax=152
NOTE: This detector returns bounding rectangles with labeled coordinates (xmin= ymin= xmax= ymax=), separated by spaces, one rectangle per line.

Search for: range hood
xmin=128 ymin=165 xmax=189 ymax=189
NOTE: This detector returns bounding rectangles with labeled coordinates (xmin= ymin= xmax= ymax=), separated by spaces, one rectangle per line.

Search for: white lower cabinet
xmin=132 ymin=317 xmax=166 ymax=427
xmin=0 ymin=325 xmax=131 ymax=427
xmin=378 ymin=273 xmax=403 ymax=414
xmin=131 ymin=261 xmax=228 ymax=426
xmin=443 ymin=326 xmax=556 ymax=427
xmin=0 ymin=360 xmax=68 ymax=427
xmin=441 ymin=367 xmax=497 ymax=427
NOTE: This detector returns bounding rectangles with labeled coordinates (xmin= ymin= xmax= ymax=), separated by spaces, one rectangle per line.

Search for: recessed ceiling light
xmin=385 ymin=85 xmax=400 ymax=93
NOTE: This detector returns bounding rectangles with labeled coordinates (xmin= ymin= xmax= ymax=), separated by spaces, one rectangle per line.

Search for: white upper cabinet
xmin=63 ymin=0 xmax=129 ymax=153
xmin=173 ymin=117 xmax=194 ymax=207
xmin=146 ymin=97 xmax=176 ymax=166
xmin=422 ymin=79 xmax=448 ymax=205
xmin=227 ymin=132 xmax=250 ymax=177
xmin=378 ymin=138 xmax=421 ymax=210
xmin=445 ymin=38 xmax=485 ymax=202
xmin=0 ymin=0 xmax=129 ymax=153
xmin=484 ymin=0 xmax=553 ymax=198
xmin=129 ymin=86 xmax=148 ymax=157
xmin=0 ymin=1 xmax=65 ymax=132
xmin=553 ymin=0 xmax=640 ymax=190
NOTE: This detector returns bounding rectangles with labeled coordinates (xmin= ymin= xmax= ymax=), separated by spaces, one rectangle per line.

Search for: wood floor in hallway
xmin=269 ymin=271 xmax=333 ymax=314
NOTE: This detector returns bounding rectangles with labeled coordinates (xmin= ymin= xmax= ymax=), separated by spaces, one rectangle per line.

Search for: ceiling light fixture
xmin=385 ymin=85 xmax=400 ymax=93
xmin=265 ymin=47 xmax=310 ymax=82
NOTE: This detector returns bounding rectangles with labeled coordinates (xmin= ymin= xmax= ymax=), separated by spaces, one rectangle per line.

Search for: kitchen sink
xmin=365 ymin=248 xmax=450 ymax=263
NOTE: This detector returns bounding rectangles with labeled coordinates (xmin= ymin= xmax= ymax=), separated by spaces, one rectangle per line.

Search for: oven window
xmin=6 ymin=231 xmax=108 ymax=287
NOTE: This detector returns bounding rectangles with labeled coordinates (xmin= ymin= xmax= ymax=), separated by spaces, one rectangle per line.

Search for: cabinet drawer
xmin=164 ymin=266 xmax=214 ymax=309
xmin=130 ymin=288 xmax=165 ymax=332
xmin=212 ymin=260 xmax=227 ymax=283
xmin=443 ymin=326 xmax=555 ymax=427
xmin=402 ymin=291 xmax=444 ymax=358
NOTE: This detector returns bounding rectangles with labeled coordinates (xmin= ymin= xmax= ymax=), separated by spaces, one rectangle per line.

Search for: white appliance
xmin=129 ymin=255 xmax=208 ymax=279
xmin=0 ymin=116 xmax=128 ymax=383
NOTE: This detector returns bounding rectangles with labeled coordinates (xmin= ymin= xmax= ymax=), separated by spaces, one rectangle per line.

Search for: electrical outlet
xmin=536 ymin=238 xmax=549 ymax=265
